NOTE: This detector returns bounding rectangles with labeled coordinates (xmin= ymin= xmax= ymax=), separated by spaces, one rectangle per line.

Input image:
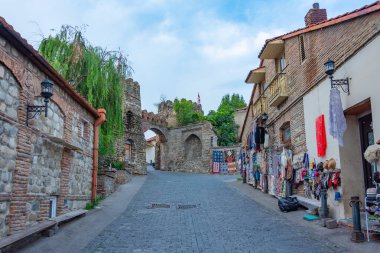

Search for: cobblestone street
xmin=83 ymin=169 xmax=344 ymax=253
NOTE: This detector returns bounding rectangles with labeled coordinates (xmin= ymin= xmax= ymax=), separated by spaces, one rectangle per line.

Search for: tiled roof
xmin=0 ymin=16 xmax=99 ymax=117
xmin=259 ymin=1 xmax=380 ymax=58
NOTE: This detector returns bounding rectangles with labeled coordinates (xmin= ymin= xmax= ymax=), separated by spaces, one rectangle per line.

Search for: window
xmin=211 ymin=136 xmax=214 ymax=147
xmin=78 ymin=120 xmax=88 ymax=139
xmin=280 ymin=122 xmax=291 ymax=144
xmin=80 ymin=121 xmax=87 ymax=138
xmin=276 ymin=54 xmax=286 ymax=74
xmin=49 ymin=197 xmax=57 ymax=218
xmin=126 ymin=111 xmax=133 ymax=130
xmin=299 ymin=35 xmax=306 ymax=62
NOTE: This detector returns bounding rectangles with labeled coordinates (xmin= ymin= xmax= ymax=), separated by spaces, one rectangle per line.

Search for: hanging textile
xmin=316 ymin=114 xmax=327 ymax=157
xmin=255 ymin=127 xmax=265 ymax=146
xmin=329 ymin=88 xmax=347 ymax=146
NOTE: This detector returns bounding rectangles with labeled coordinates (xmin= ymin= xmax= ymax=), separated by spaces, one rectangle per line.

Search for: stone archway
xmin=145 ymin=127 xmax=168 ymax=170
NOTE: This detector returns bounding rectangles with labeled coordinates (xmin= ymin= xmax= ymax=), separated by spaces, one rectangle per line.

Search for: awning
xmin=260 ymin=39 xmax=284 ymax=60
xmin=245 ymin=67 xmax=266 ymax=84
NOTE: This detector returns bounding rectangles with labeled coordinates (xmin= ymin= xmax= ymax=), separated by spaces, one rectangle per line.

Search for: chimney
xmin=304 ymin=3 xmax=327 ymax=26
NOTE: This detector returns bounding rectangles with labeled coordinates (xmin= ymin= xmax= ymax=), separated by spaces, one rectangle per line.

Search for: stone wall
xmin=28 ymin=135 xmax=62 ymax=195
xmin=0 ymin=20 xmax=99 ymax=237
xmin=0 ymin=121 xmax=17 ymax=194
xmin=161 ymin=122 xmax=217 ymax=173
xmin=0 ymin=64 xmax=19 ymax=118
xmin=69 ymin=153 xmax=93 ymax=196
xmin=0 ymin=63 xmax=18 ymax=237
xmin=31 ymin=97 xmax=64 ymax=138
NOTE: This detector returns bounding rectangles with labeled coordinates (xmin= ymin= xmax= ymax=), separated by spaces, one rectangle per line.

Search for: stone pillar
xmin=155 ymin=141 xmax=161 ymax=170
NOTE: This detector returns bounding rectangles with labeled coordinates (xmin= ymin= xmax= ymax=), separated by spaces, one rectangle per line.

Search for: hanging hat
xmin=323 ymin=160 xmax=329 ymax=169
xmin=328 ymin=158 xmax=336 ymax=170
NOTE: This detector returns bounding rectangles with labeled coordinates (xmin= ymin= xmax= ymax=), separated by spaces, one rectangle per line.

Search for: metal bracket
xmin=331 ymin=78 xmax=350 ymax=95
xmin=26 ymin=101 xmax=48 ymax=126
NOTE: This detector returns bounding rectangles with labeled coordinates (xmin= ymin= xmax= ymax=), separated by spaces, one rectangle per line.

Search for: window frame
xmin=299 ymin=35 xmax=306 ymax=63
xmin=280 ymin=121 xmax=291 ymax=144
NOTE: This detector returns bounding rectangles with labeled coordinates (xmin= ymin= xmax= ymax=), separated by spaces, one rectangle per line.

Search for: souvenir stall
xmin=363 ymin=141 xmax=380 ymax=241
xmin=211 ymin=146 xmax=240 ymax=175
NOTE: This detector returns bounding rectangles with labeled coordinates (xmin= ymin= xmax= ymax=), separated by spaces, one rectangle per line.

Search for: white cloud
xmin=0 ymin=0 xmax=367 ymax=114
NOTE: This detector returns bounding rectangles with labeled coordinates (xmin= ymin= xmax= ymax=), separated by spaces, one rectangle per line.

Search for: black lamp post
xmin=26 ymin=79 xmax=54 ymax=126
xmin=324 ymin=58 xmax=350 ymax=95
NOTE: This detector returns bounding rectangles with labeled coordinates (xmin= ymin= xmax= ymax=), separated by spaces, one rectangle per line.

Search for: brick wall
xmin=0 ymin=31 xmax=97 ymax=237
xmin=261 ymin=11 xmax=380 ymax=156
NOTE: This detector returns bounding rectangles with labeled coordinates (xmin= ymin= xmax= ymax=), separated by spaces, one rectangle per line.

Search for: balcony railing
xmin=253 ymin=96 xmax=268 ymax=119
xmin=268 ymin=73 xmax=288 ymax=107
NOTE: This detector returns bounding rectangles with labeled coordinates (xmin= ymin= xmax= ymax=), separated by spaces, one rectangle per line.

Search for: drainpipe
xmin=92 ymin=108 xmax=106 ymax=202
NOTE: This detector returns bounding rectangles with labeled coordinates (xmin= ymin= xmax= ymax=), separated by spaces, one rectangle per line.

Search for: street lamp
xmin=26 ymin=79 xmax=54 ymax=126
xmin=324 ymin=58 xmax=350 ymax=95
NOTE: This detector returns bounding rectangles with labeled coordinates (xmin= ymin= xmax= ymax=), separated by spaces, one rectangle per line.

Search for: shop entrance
xmin=359 ymin=113 xmax=374 ymax=189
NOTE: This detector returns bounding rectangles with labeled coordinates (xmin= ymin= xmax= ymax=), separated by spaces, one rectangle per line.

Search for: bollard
xmin=350 ymin=196 xmax=364 ymax=242
xmin=242 ymin=169 xmax=246 ymax=184
xmin=263 ymin=174 xmax=268 ymax=193
xmin=286 ymin=181 xmax=292 ymax=197
xmin=320 ymin=189 xmax=328 ymax=218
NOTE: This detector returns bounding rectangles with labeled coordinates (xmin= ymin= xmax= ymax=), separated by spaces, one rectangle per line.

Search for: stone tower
xmin=116 ymin=78 xmax=147 ymax=175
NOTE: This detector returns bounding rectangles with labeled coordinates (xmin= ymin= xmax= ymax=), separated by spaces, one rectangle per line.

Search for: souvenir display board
xmin=211 ymin=147 xmax=240 ymax=175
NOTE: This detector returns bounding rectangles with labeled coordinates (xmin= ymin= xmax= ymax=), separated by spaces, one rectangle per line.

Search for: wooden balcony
xmin=268 ymin=73 xmax=288 ymax=107
xmin=253 ymin=97 xmax=268 ymax=119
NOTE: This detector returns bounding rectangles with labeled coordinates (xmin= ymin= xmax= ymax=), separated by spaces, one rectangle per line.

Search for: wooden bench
xmin=0 ymin=220 xmax=56 ymax=250
xmin=0 ymin=209 xmax=88 ymax=251
xmin=49 ymin=209 xmax=88 ymax=225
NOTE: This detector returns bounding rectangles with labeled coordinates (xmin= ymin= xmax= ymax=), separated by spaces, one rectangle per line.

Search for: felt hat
xmin=323 ymin=160 xmax=329 ymax=170
xmin=328 ymin=158 xmax=336 ymax=170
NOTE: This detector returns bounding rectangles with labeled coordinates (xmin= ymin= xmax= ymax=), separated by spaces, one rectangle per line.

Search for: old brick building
xmin=0 ymin=17 xmax=105 ymax=237
xmin=241 ymin=2 xmax=380 ymax=219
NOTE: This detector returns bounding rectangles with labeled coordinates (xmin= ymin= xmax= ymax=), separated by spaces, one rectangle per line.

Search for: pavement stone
xmin=83 ymin=170 xmax=345 ymax=253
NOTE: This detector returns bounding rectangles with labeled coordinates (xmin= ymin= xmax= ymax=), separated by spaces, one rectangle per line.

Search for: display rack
xmin=365 ymin=195 xmax=380 ymax=242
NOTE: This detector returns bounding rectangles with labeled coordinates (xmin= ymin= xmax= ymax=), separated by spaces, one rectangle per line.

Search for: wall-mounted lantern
xmin=26 ymin=79 xmax=54 ymax=126
xmin=324 ymin=58 xmax=350 ymax=95
xmin=261 ymin=112 xmax=268 ymax=127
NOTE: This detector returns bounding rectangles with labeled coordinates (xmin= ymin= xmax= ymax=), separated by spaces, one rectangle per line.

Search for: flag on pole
xmin=197 ymin=93 xmax=201 ymax=105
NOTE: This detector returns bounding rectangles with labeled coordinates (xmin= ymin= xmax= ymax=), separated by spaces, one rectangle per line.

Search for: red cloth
xmin=316 ymin=115 xmax=327 ymax=157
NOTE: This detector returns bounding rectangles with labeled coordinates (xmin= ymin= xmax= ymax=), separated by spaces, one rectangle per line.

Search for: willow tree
xmin=39 ymin=25 xmax=132 ymax=155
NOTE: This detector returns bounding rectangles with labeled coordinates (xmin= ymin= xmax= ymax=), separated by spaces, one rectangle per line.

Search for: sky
xmin=0 ymin=0 xmax=374 ymax=115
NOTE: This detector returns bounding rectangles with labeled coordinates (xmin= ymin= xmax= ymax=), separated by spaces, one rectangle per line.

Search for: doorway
xmin=359 ymin=113 xmax=374 ymax=189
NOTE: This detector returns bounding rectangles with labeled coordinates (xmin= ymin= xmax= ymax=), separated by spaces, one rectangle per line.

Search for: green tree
xmin=39 ymin=25 xmax=132 ymax=155
xmin=218 ymin=93 xmax=246 ymax=113
xmin=173 ymin=98 xmax=203 ymax=126
xmin=206 ymin=93 xmax=246 ymax=146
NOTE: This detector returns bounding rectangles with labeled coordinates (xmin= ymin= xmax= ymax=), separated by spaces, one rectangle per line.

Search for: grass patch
xmin=112 ymin=161 xmax=126 ymax=170
xmin=85 ymin=196 xmax=104 ymax=210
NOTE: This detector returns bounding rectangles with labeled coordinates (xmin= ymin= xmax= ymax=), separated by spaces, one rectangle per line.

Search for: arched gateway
xmin=141 ymin=109 xmax=217 ymax=173
xmin=116 ymin=79 xmax=217 ymax=174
